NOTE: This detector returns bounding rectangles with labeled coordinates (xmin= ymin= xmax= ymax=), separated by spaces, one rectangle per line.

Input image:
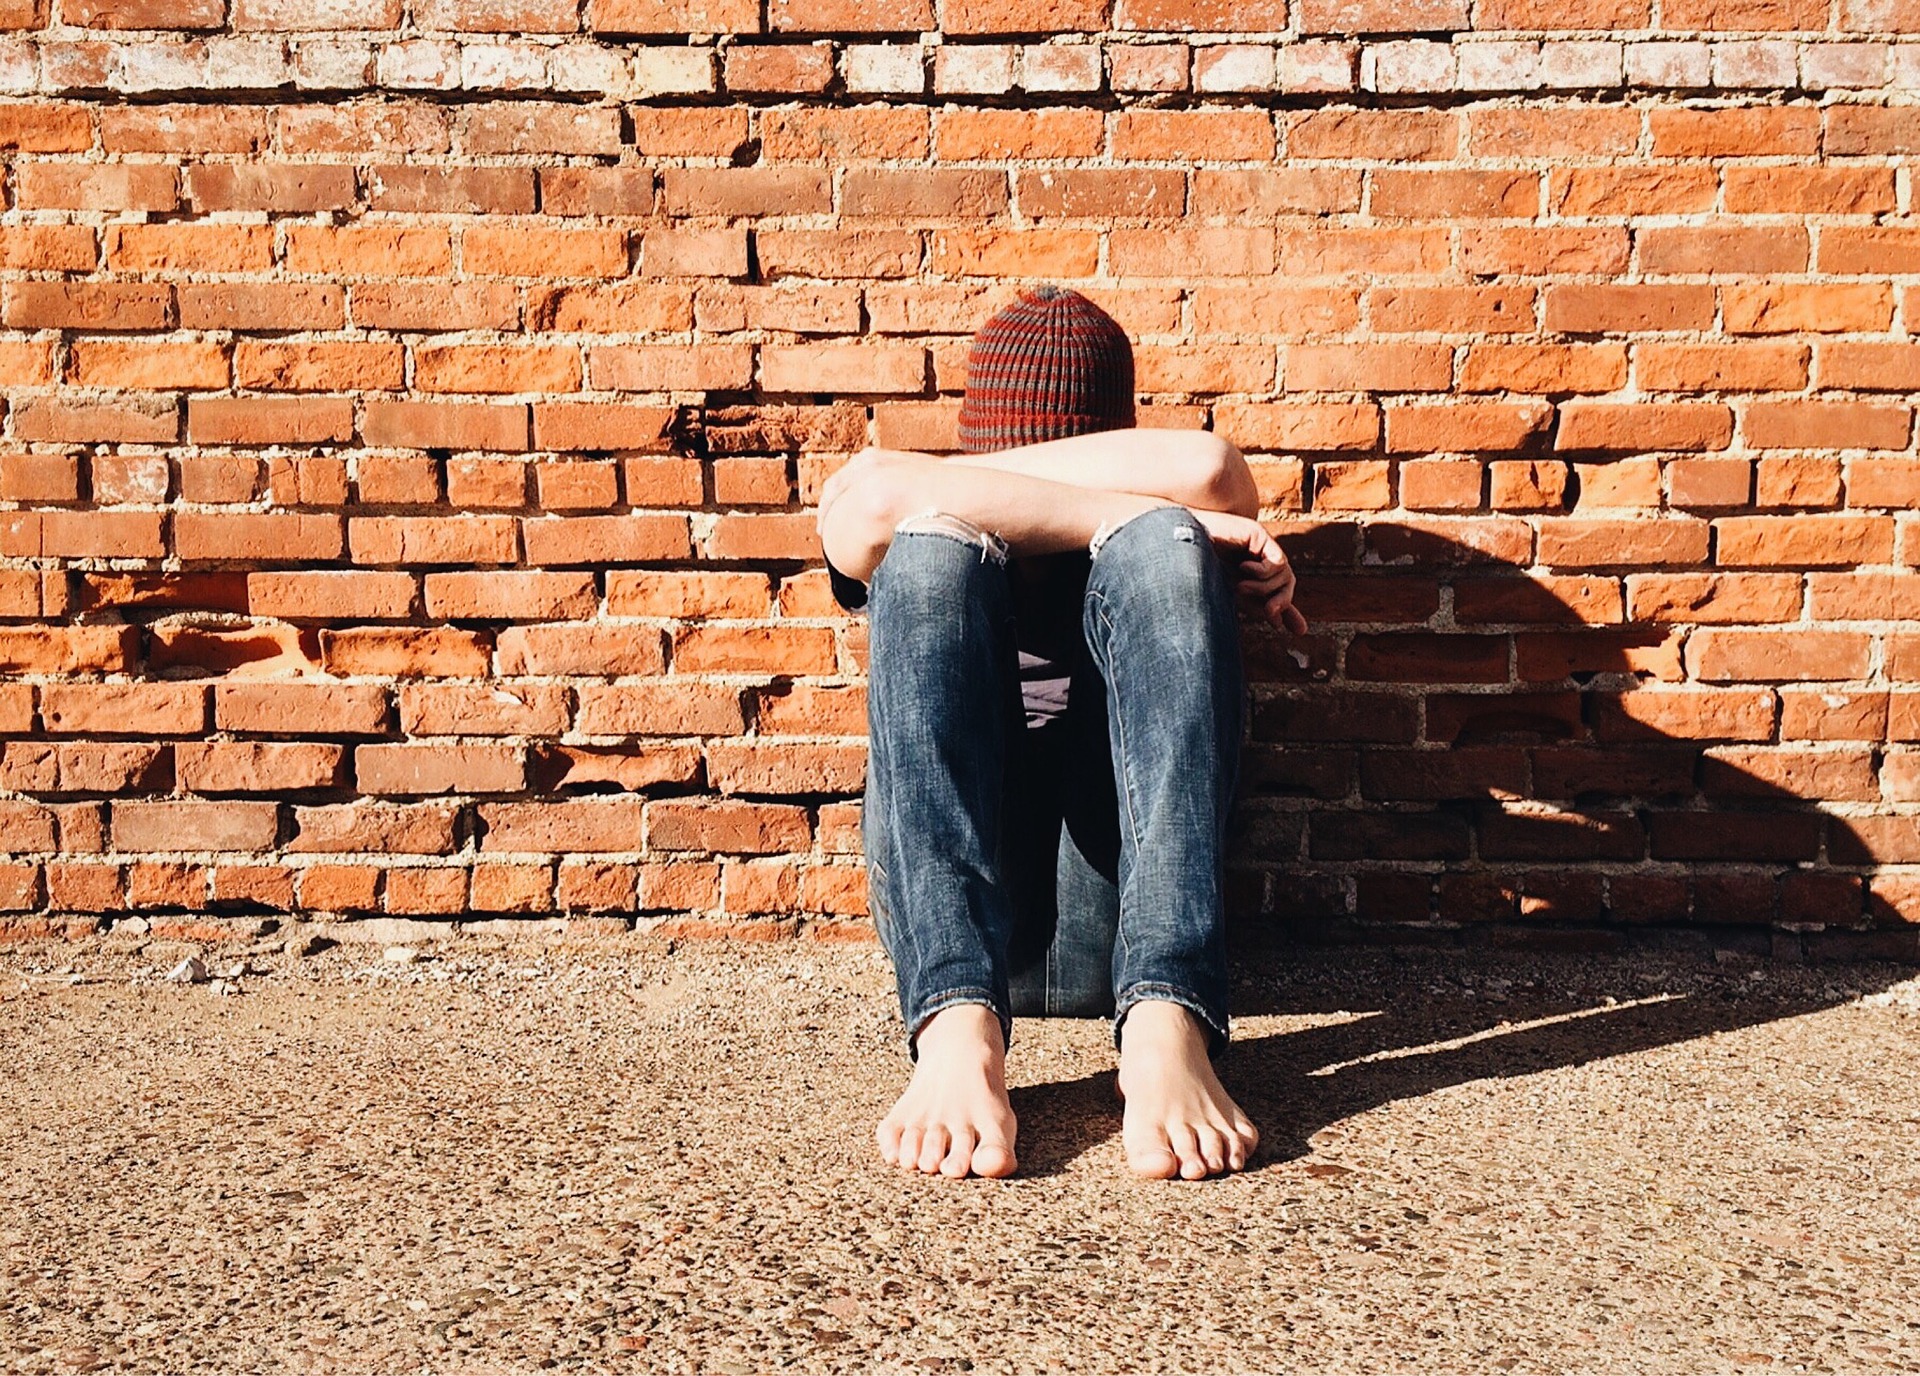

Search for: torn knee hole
xmin=893 ymin=508 xmax=1011 ymax=565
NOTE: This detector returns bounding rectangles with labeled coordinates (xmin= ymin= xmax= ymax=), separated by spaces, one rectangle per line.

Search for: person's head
xmin=956 ymin=283 xmax=1136 ymax=454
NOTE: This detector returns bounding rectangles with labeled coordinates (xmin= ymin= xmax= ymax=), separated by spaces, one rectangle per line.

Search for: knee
xmin=869 ymin=510 xmax=1011 ymax=611
xmin=1089 ymin=505 xmax=1222 ymax=611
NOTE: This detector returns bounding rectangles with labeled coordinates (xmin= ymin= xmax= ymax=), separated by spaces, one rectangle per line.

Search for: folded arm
xmin=816 ymin=428 xmax=1258 ymax=579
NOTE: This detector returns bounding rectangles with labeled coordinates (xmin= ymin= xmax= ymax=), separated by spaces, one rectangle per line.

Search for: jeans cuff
xmin=1112 ymin=983 xmax=1230 ymax=1063
xmin=907 ymin=988 xmax=1011 ymax=1064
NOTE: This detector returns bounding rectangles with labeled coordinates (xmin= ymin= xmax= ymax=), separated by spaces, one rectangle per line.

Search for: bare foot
xmin=1116 ymin=1000 xmax=1259 ymax=1180
xmin=875 ymin=1003 xmax=1018 ymax=1179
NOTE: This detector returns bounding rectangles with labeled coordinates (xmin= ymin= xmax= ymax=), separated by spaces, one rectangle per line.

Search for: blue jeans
xmin=860 ymin=503 xmax=1246 ymax=1066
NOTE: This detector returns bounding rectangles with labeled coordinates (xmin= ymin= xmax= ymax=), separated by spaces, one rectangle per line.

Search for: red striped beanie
xmin=956 ymin=284 xmax=1136 ymax=454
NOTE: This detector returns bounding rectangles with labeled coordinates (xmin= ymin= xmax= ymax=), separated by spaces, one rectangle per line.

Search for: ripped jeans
xmin=860 ymin=503 xmax=1246 ymax=1065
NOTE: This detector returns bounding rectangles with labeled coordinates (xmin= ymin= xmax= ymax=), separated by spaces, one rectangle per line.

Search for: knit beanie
xmin=956 ymin=284 xmax=1136 ymax=454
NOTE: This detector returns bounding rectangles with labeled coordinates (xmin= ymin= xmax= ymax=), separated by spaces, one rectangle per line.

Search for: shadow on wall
xmin=1223 ymin=521 xmax=1917 ymax=967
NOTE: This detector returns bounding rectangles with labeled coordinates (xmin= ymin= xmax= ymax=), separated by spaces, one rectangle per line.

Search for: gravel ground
xmin=4 ymin=927 xmax=1919 ymax=1376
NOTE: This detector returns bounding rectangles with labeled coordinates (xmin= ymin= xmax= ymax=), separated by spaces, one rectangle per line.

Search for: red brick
xmin=1826 ymin=104 xmax=1920 ymax=155
xmin=106 ymin=223 xmax=273 ymax=273
xmin=1369 ymin=286 xmax=1535 ymax=335
xmin=521 ymin=514 xmax=690 ymax=565
xmin=1627 ymin=571 xmax=1801 ymax=622
xmin=176 ymin=742 xmax=346 ymax=793
xmin=0 ymin=627 xmax=135 ymax=674
xmin=673 ymin=625 xmax=837 ymax=674
xmin=349 ymin=516 xmax=515 ymax=566
xmin=1665 ymin=0 xmax=1825 ymax=24
xmin=356 ymin=743 xmax=526 ymax=795
xmin=1778 ymin=688 xmax=1887 ymax=741
xmin=352 ymin=283 xmax=518 ymax=331
xmin=1723 ymin=283 xmax=1894 ymax=334
xmin=707 ymin=741 xmax=866 ymax=795
xmin=12 ymin=397 xmax=179 ymax=446
xmin=174 ymin=513 xmax=343 ymax=562
xmin=1458 ymin=343 xmax=1626 ymax=395
xmin=526 ymin=403 xmax=675 ymax=450
xmin=1555 ymin=403 xmax=1732 ymax=453
xmin=0 ymin=102 xmax=95 ymax=151
xmin=1724 ymin=166 xmax=1897 ymax=215
xmin=1515 ymin=628 xmax=1683 ymax=683
xmin=1715 ymin=515 xmax=1894 ymax=568
xmin=1543 ymin=284 xmax=1715 ymax=334
xmin=1118 ymin=0 xmax=1288 ymax=23
xmin=1538 ymin=518 xmax=1711 ymax=567
xmin=216 ymin=682 xmax=391 ymax=735
xmin=1548 ymin=167 xmax=1716 ymax=217
xmin=724 ymin=41 xmax=835 ymax=91
xmin=274 ymin=104 xmax=448 ymax=155
xmin=362 ymin=400 xmax=529 ymax=451
xmin=1756 ymin=455 xmax=1842 ymax=508
xmin=1666 ymin=458 xmax=1752 ymax=510
xmin=842 ymin=169 xmax=1007 ymax=219
xmin=188 ymin=397 xmax=354 ymax=446
xmin=1386 ymin=401 xmax=1552 ymax=453
xmin=1467 ymin=106 xmax=1640 ymax=158
xmin=319 ymin=626 xmax=493 ymax=678
xmin=644 ymin=799 xmax=811 ymax=854
xmin=496 ymin=625 xmax=664 ymax=676
xmin=1370 ymin=169 xmax=1539 ymax=219
xmin=588 ymin=0 xmax=758 ymax=30
xmin=3 ymin=281 xmax=171 ymax=331
xmin=1286 ymin=344 xmax=1452 ymax=393
xmin=1690 ymin=630 xmax=1871 ymax=682
xmin=179 ymin=283 xmax=345 ymax=331
xmin=113 ymin=801 xmax=278 ymax=852
xmin=760 ymin=107 xmax=928 ymax=161
xmin=1648 ymin=107 xmax=1820 ymax=157
xmin=234 ymin=341 xmax=404 ymax=392
xmin=1636 ymin=341 xmax=1807 ymax=393
xmin=1703 ymin=748 xmax=1879 ymax=803
xmin=1820 ymin=226 xmax=1920 ymax=274
xmin=474 ymin=798 xmax=648 ymax=852
xmin=184 ymin=164 xmax=357 ymax=212
xmin=942 ymin=0 xmax=1107 ymax=28
xmin=67 ymin=339 xmax=224 ymax=391
xmin=1216 ymin=403 xmax=1380 ymax=452
xmin=934 ymin=109 xmax=1103 ymax=161
xmin=1592 ymin=687 xmax=1775 ymax=742
xmin=457 ymin=104 xmax=622 ymax=156
xmin=1636 ymin=224 xmax=1809 ymax=276
xmin=366 ymin=165 xmax=536 ymax=214
xmin=1819 ymin=342 xmax=1920 ymax=393
xmin=14 ymin=164 xmax=179 ymax=212
xmin=1742 ymin=400 xmax=1911 ymax=452
xmin=1459 ymin=226 xmax=1632 ymax=275
xmin=1297 ymin=0 xmax=1459 ymax=28
xmin=1454 ymin=576 xmax=1622 ymax=625
xmin=41 ymin=683 xmax=207 ymax=735
xmin=1292 ymin=106 xmax=1463 ymax=159
xmin=399 ymin=683 xmax=571 ymax=736
xmin=1016 ymin=169 xmax=1187 ymax=219
xmin=1115 ymin=110 xmax=1275 ymax=161
xmin=423 ymin=571 xmax=596 ymax=619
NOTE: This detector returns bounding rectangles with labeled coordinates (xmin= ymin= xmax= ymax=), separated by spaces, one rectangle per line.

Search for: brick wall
xmin=1 ymin=0 xmax=1917 ymax=959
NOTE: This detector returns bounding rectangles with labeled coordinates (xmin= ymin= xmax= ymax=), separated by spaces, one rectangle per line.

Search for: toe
xmin=916 ymin=1124 xmax=951 ymax=1174
xmin=1167 ymin=1123 xmax=1206 ymax=1180
xmin=876 ymin=1117 xmax=903 ymax=1166
xmin=1123 ymin=1120 xmax=1181 ymax=1179
xmin=895 ymin=1125 xmax=923 ymax=1171
xmin=973 ymin=1136 xmax=1017 ymax=1178
xmin=1197 ymin=1125 xmax=1228 ymax=1175
xmin=940 ymin=1127 xmax=977 ymax=1179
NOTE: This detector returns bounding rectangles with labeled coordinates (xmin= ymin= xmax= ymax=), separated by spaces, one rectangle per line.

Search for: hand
xmin=816 ymin=447 xmax=927 ymax=538
xmin=1185 ymin=508 xmax=1309 ymax=634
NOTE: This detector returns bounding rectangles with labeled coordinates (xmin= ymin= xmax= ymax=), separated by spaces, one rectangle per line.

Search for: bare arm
xmin=934 ymin=427 xmax=1261 ymax=519
xmin=819 ymin=458 xmax=1179 ymax=585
